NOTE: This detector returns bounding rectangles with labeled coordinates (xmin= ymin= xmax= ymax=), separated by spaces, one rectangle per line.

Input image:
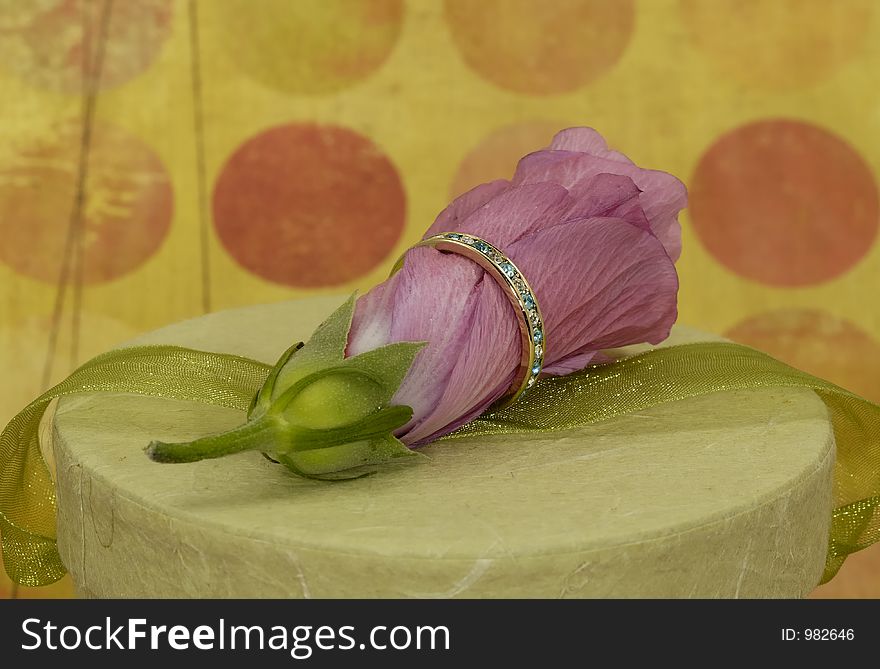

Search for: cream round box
xmin=49 ymin=295 xmax=833 ymax=598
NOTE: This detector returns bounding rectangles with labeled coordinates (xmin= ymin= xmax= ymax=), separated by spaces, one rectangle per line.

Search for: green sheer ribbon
xmin=2 ymin=341 xmax=879 ymax=587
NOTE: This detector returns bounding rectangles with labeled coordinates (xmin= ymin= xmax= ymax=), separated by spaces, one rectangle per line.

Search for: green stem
xmin=145 ymin=416 xmax=281 ymax=463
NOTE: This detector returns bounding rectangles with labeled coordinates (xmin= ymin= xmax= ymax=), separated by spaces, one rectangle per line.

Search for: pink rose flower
xmin=348 ymin=127 xmax=687 ymax=445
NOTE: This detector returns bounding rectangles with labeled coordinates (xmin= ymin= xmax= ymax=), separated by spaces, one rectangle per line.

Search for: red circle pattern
xmin=212 ymin=124 xmax=406 ymax=288
xmin=690 ymin=119 xmax=879 ymax=286
xmin=0 ymin=121 xmax=173 ymax=284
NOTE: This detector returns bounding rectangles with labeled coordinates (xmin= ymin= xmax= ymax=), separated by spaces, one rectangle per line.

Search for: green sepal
xmin=281 ymin=405 xmax=414 ymax=452
xmin=248 ymin=341 xmax=304 ymax=420
xmin=339 ymin=341 xmax=427 ymax=404
xmin=277 ymin=433 xmax=425 ymax=481
xmin=271 ymin=293 xmax=358 ymax=400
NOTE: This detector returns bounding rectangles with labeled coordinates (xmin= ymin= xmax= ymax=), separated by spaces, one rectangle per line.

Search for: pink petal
xmin=427 ymin=182 xmax=572 ymax=247
xmin=541 ymin=350 xmax=601 ymax=376
xmin=507 ymin=216 xmax=679 ymax=371
xmin=403 ymin=276 xmax=519 ymax=444
xmin=564 ymin=173 xmax=650 ymax=232
xmin=347 ymin=277 xmax=398 ymax=355
xmin=425 ymin=179 xmax=510 ymax=236
xmin=430 ymin=175 xmax=650 ymax=246
xmin=548 ymin=127 xmax=634 ymax=165
xmin=513 ymin=145 xmax=686 ymax=261
xmin=350 ymin=247 xmax=483 ymax=429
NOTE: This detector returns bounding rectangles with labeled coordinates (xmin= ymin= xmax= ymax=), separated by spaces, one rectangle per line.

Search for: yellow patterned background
xmin=2 ymin=0 xmax=879 ymax=598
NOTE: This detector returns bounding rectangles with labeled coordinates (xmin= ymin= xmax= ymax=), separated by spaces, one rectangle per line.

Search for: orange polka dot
xmin=451 ymin=121 xmax=563 ymax=198
xmin=444 ymin=0 xmax=634 ymax=95
xmin=213 ymin=124 xmax=405 ymax=288
xmin=0 ymin=121 xmax=173 ymax=284
xmin=214 ymin=0 xmax=403 ymax=95
xmin=726 ymin=310 xmax=880 ymax=402
xmin=0 ymin=0 xmax=172 ymax=93
xmin=681 ymin=0 xmax=873 ymax=89
xmin=690 ymin=120 xmax=878 ymax=286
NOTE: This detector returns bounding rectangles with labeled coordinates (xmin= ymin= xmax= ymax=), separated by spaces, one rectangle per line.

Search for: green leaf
xmin=272 ymin=293 xmax=357 ymax=398
xmin=340 ymin=341 xmax=427 ymax=404
xmin=276 ymin=433 xmax=423 ymax=479
xmin=249 ymin=341 xmax=303 ymax=419
xmin=284 ymin=404 xmax=414 ymax=451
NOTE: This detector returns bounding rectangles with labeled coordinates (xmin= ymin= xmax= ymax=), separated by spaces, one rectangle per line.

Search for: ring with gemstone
xmin=390 ymin=232 xmax=545 ymax=411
